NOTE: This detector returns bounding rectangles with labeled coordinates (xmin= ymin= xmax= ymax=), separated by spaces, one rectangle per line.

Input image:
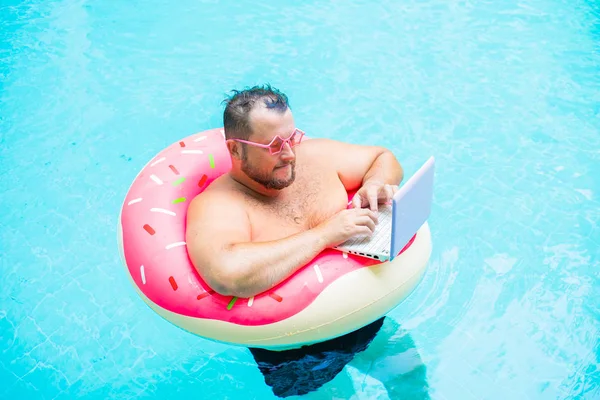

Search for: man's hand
xmin=317 ymin=208 xmax=379 ymax=247
xmin=351 ymin=180 xmax=399 ymax=211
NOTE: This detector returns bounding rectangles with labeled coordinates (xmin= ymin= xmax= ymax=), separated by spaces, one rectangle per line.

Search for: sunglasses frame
xmin=231 ymin=129 xmax=305 ymax=155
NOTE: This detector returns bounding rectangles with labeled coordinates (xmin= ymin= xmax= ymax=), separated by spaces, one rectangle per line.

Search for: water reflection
xmin=249 ymin=317 xmax=429 ymax=398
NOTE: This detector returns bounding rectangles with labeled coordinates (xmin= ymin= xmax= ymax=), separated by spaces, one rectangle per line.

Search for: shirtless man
xmin=186 ymin=85 xmax=404 ymax=299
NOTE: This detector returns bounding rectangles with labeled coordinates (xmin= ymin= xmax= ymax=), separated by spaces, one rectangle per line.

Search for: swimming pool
xmin=1 ymin=0 xmax=599 ymax=398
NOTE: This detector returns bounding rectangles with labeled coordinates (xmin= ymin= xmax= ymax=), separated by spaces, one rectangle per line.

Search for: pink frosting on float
xmin=120 ymin=128 xmax=416 ymax=326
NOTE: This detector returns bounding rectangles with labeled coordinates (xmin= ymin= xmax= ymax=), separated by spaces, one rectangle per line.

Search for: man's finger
xmin=384 ymin=184 xmax=394 ymax=202
xmin=368 ymin=186 xmax=379 ymax=211
xmin=352 ymin=195 xmax=361 ymax=209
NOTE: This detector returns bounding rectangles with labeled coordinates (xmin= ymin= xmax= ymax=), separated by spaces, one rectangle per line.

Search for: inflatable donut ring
xmin=117 ymin=128 xmax=432 ymax=350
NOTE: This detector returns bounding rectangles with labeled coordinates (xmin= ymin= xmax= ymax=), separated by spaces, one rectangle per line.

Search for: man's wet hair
xmin=222 ymin=84 xmax=290 ymax=141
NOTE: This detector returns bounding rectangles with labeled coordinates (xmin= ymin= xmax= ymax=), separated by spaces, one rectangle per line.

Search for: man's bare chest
xmin=247 ymin=171 xmax=348 ymax=241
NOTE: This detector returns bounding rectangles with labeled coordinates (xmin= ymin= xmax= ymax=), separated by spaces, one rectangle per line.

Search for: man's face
xmin=240 ymin=107 xmax=297 ymax=190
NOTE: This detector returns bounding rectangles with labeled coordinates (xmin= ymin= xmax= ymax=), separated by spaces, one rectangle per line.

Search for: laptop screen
xmin=390 ymin=156 xmax=435 ymax=259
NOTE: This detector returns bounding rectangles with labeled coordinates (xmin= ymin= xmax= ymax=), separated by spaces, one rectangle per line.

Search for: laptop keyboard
xmin=337 ymin=204 xmax=393 ymax=255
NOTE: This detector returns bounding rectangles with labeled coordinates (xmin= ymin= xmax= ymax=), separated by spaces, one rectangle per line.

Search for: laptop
xmin=333 ymin=156 xmax=435 ymax=261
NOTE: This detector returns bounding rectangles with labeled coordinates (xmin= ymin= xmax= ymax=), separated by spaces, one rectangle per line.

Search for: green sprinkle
xmin=172 ymin=177 xmax=185 ymax=186
xmin=209 ymin=154 xmax=215 ymax=168
xmin=172 ymin=197 xmax=186 ymax=204
xmin=227 ymin=296 xmax=238 ymax=310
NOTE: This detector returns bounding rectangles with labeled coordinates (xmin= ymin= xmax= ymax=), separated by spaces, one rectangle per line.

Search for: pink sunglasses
xmin=232 ymin=128 xmax=305 ymax=155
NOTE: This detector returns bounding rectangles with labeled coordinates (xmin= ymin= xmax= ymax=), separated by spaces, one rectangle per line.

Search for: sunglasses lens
xmin=269 ymin=137 xmax=284 ymax=154
xmin=269 ymin=130 xmax=303 ymax=154
xmin=290 ymin=131 xmax=301 ymax=146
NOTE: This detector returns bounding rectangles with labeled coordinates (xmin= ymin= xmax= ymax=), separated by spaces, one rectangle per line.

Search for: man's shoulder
xmin=188 ymin=176 xmax=246 ymax=215
xmin=298 ymin=137 xmax=351 ymax=173
xmin=298 ymin=137 xmax=340 ymax=160
xmin=302 ymin=137 xmax=336 ymax=148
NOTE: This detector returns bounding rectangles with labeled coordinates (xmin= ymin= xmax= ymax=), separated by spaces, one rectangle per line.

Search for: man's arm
xmin=309 ymin=138 xmax=403 ymax=189
xmin=309 ymin=138 xmax=404 ymax=208
xmin=185 ymin=193 xmax=330 ymax=298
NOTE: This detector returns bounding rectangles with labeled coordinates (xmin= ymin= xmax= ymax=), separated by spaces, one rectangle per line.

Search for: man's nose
xmin=279 ymin=142 xmax=295 ymax=160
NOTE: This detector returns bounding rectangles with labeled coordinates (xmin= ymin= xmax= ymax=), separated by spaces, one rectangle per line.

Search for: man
xmin=185 ymin=85 xmax=412 ymax=397
xmin=185 ymin=85 xmax=404 ymax=299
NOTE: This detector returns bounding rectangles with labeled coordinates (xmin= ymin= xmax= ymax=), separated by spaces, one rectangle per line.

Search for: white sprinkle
xmin=181 ymin=150 xmax=204 ymax=155
xmin=220 ymin=129 xmax=225 ymax=138
xmin=150 ymin=174 xmax=163 ymax=185
xmin=247 ymin=297 xmax=254 ymax=307
xmin=140 ymin=265 xmax=146 ymax=284
xmin=313 ymin=264 xmax=323 ymax=283
xmin=151 ymin=157 xmax=166 ymax=167
xmin=150 ymin=208 xmax=176 ymax=217
xmin=194 ymin=136 xmax=207 ymax=142
xmin=128 ymin=198 xmax=142 ymax=206
xmin=165 ymin=242 xmax=186 ymax=250
xmin=343 ymin=252 xmax=348 ymax=259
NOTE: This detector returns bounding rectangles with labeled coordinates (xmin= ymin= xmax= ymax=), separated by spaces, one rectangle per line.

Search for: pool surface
xmin=1 ymin=0 xmax=599 ymax=399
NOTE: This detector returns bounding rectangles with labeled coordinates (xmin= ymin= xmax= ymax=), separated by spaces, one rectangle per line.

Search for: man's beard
xmin=241 ymin=147 xmax=296 ymax=190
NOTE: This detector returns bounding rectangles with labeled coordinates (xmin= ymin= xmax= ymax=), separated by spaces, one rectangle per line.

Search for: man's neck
xmin=228 ymin=170 xmax=282 ymax=199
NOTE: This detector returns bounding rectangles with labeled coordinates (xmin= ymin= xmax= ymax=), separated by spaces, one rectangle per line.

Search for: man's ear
xmin=226 ymin=140 xmax=242 ymax=160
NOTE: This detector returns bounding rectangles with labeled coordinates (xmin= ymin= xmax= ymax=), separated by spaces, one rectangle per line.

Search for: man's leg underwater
xmin=248 ymin=317 xmax=386 ymax=398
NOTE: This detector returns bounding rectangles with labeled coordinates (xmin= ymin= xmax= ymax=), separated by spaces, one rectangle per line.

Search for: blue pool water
xmin=1 ymin=0 xmax=599 ymax=398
